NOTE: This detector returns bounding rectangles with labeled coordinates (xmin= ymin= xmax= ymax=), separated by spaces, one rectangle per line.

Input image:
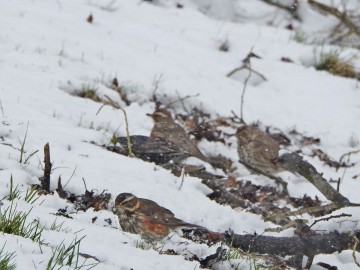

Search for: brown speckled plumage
xmin=148 ymin=109 xmax=208 ymax=162
xmin=236 ymin=125 xmax=284 ymax=174
xmin=113 ymin=193 xmax=199 ymax=242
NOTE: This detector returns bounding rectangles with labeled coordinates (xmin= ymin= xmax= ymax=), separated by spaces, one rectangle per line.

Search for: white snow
xmin=0 ymin=0 xmax=359 ymax=269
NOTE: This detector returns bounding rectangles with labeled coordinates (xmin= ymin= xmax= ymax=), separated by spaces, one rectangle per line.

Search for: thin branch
xmin=151 ymin=74 xmax=164 ymax=108
xmin=175 ymin=90 xmax=190 ymax=113
xmin=308 ymin=0 xmax=360 ymax=37
xmin=339 ymin=148 xmax=360 ymax=164
xmin=164 ymin=93 xmax=200 ymax=110
xmin=178 ymin=167 xmax=185 ymax=190
xmin=104 ymin=95 xmax=132 ymax=156
xmin=260 ymin=0 xmax=301 ymax=20
xmin=353 ymin=236 xmax=360 ymax=267
xmin=240 ymin=55 xmax=252 ymax=121
xmin=0 ymin=99 xmax=4 ymax=117
xmin=265 ymin=203 xmax=339 ymax=222
xmin=308 ymin=213 xmax=352 ymax=229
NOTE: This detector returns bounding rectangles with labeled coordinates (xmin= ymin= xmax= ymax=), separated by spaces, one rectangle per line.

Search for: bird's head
xmin=114 ymin=193 xmax=140 ymax=212
xmin=146 ymin=109 xmax=172 ymax=123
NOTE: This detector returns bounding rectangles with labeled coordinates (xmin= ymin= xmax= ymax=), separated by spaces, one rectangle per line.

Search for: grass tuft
xmin=8 ymin=175 xmax=41 ymax=204
xmin=47 ymin=236 xmax=99 ymax=270
xmin=8 ymin=175 xmax=21 ymax=201
xmin=49 ymin=219 xmax=72 ymax=233
xmin=78 ymin=85 xmax=101 ymax=102
xmin=0 ymin=202 xmax=44 ymax=243
xmin=315 ymin=49 xmax=359 ymax=78
xmin=293 ymin=29 xmax=308 ymax=43
xmin=0 ymin=243 xmax=16 ymax=270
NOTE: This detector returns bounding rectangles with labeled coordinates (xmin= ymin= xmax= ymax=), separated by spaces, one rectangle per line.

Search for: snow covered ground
xmin=0 ymin=0 xmax=359 ymax=269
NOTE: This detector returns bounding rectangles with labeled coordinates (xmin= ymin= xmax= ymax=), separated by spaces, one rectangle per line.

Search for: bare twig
xmin=265 ymin=203 xmax=339 ymax=222
xmin=260 ymin=0 xmax=301 ymax=20
xmin=178 ymin=167 xmax=185 ymax=190
xmin=164 ymin=93 xmax=200 ymax=110
xmin=308 ymin=213 xmax=352 ymax=229
xmin=95 ymin=103 xmax=107 ymax=115
xmin=226 ymin=66 xmax=267 ymax=81
xmin=339 ymin=148 xmax=360 ymax=164
xmin=0 ymin=99 xmax=4 ymax=117
xmin=175 ymin=90 xmax=190 ymax=113
xmin=226 ymin=48 xmax=267 ymax=123
xmin=0 ymin=143 xmax=20 ymax=151
xmin=353 ymin=235 xmax=360 ymax=267
xmin=308 ymin=0 xmax=360 ymax=37
xmin=98 ymin=95 xmax=133 ymax=156
xmin=41 ymin=143 xmax=51 ymax=192
xmin=312 ymin=148 xmax=354 ymax=169
xmin=151 ymin=74 xmax=164 ymax=108
xmin=240 ymin=52 xmax=253 ymax=121
xmin=119 ymin=106 xmax=132 ymax=156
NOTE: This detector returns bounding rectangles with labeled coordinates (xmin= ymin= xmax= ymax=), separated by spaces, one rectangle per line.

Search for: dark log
xmin=183 ymin=228 xmax=360 ymax=257
xmin=223 ymin=231 xmax=357 ymax=256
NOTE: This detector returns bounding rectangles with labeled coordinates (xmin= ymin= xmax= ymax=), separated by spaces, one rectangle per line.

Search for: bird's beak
xmin=146 ymin=113 xmax=153 ymax=117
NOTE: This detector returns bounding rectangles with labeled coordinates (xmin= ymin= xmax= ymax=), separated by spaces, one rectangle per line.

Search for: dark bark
xmin=223 ymin=231 xmax=357 ymax=256
xmin=183 ymin=228 xmax=359 ymax=257
xmin=41 ymin=143 xmax=51 ymax=191
xmin=278 ymin=153 xmax=350 ymax=206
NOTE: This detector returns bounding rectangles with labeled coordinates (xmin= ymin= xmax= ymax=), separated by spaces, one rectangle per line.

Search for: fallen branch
xmin=278 ymin=152 xmax=350 ymax=206
xmin=183 ymin=228 xmax=360 ymax=260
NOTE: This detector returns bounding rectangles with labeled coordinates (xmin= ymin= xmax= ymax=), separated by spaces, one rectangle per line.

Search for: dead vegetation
xmin=29 ymin=82 xmax=360 ymax=269
xmin=261 ymin=0 xmax=360 ymax=49
xmin=314 ymin=49 xmax=360 ymax=79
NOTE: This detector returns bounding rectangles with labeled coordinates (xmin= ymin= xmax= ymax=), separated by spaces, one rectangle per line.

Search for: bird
xmin=106 ymin=135 xmax=188 ymax=165
xmin=236 ymin=125 xmax=284 ymax=174
xmin=147 ymin=109 xmax=208 ymax=163
xmin=113 ymin=193 xmax=200 ymax=242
